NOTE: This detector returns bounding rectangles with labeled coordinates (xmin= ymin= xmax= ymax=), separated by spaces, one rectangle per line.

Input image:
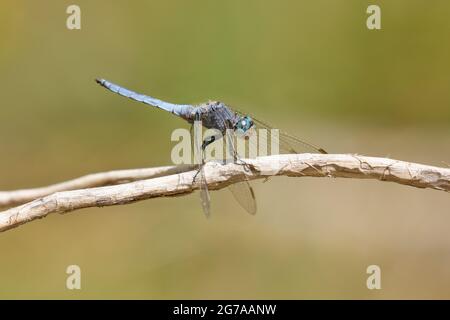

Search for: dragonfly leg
xmin=192 ymin=135 xmax=213 ymax=185
xmin=201 ymin=135 xmax=216 ymax=150
xmin=224 ymin=131 xmax=253 ymax=172
xmin=192 ymin=133 xmax=222 ymax=184
xmin=236 ymin=158 xmax=253 ymax=173
xmin=229 ymin=148 xmax=253 ymax=172
xmin=192 ymin=165 xmax=202 ymax=184
xmin=191 ymin=152 xmax=206 ymax=185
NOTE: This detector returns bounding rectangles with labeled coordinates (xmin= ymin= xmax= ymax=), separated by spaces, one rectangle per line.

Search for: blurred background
xmin=0 ymin=0 xmax=449 ymax=299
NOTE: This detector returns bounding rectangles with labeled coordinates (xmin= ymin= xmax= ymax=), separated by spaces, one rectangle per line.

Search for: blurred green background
xmin=0 ymin=0 xmax=449 ymax=299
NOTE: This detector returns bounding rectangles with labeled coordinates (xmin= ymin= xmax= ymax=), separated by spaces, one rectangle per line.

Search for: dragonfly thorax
xmin=190 ymin=101 xmax=238 ymax=133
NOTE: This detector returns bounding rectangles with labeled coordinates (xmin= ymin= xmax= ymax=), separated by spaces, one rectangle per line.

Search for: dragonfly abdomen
xmin=96 ymin=78 xmax=194 ymax=119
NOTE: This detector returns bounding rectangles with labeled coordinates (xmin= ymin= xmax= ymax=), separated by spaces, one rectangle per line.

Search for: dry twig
xmin=0 ymin=154 xmax=448 ymax=232
xmin=0 ymin=165 xmax=196 ymax=208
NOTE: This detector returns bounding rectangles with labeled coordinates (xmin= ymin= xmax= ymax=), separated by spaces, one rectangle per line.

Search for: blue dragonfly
xmin=96 ymin=79 xmax=327 ymax=217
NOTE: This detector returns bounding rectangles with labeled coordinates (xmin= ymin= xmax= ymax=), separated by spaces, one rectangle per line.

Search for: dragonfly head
xmin=234 ymin=115 xmax=255 ymax=139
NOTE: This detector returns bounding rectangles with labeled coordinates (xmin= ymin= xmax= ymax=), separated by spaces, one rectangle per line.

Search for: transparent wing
xmin=228 ymin=181 xmax=257 ymax=215
xmin=198 ymin=165 xmax=211 ymax=218
xmin=223 ymin=126 xmax=258 ymax=215
xmin=234 ymin=110 xmax=327 ymax=154
xmin=192 ymin=123 xmax=211 ymax=218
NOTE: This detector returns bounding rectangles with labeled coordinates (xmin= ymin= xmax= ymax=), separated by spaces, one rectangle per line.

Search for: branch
xmin=0 ymin=154 xmax=449 ymax=232
xmin=0 ymin=164 xmax=196 ymax=208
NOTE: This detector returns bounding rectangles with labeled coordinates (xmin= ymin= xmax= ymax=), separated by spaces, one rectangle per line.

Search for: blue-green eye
xmin=234 ymin=116 xmax=254 ymax=137
xmin=235 ymin=116 xmax=249 ymax=130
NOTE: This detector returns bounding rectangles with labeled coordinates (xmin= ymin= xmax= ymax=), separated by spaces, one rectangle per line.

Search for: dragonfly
xmin=96 ymin=78 xmax=327 ymax=217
